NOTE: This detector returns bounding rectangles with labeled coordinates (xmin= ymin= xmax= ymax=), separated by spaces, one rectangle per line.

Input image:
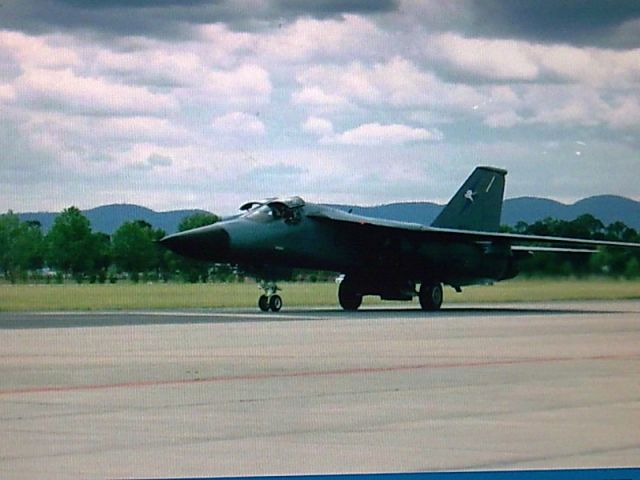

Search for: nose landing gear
xmin=258 ymin=282 xmax=283 ymax=312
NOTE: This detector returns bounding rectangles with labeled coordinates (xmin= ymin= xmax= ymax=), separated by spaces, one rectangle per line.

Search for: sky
xmin=1 ymin=0 xmax=639 ymax=214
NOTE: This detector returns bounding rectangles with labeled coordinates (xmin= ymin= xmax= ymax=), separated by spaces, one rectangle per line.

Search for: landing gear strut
xmin=258 ymin=281 xmax=282 ymax=312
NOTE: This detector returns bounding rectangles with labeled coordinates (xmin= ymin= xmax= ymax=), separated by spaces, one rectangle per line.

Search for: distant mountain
xmin=329 ymin=202 xmax=442 ymax=226
xmin=501 ymin=195 xmax=640 ymax=227
xmin=18 ymin=204 xmax=211 ymax=235
xmin=15 ymin=195 xmax=640 ymax=234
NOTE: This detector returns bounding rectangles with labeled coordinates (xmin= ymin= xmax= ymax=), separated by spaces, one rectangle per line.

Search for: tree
xmin=0 ymin=212 xmax=45 ymax=282
xmin=0 ymin=212 xmax=20 ymax=280
xmin=562 ymin=214 xmax=604 ymax=240
xmin=178 ymin=212 xmax=219 ymax=232
xmin=506 ymin=215 xmax=638 ymax=277
xmin=604 ymin=221 xmax=635 ymax=241
xmin=93 ymin=232 xmax=112 ymax=283
xmin=12 ymin=220 xmax=45 ymax=278
xmin=112 ymin=220 xmax=165 ymax=282
xmin=46 ymin=207 xmax=101 ymax=281
xmin=624 ymin=257 xmax=640 ymax=279
xmin=526 ymin=217 xmax=560 ymax=237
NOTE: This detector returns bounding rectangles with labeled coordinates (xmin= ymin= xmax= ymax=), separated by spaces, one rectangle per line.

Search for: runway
xmin=1 ymin=301 xmax=639 ymax=479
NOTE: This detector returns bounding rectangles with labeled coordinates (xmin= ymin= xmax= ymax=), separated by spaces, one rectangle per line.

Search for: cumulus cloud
xmin=96 ymin=117 xmax=191 ymax=144
xmin=424 ymin=32 xmax=640 ymax=87
xmin=19 ymin=113 xmax=191 ymax=154
xmin=15 ymin=68 xmax=177 ymax=116
xmin=302 ymin=116 xmax=334 ymax=136
xmin=95 ymin=48 xmax=203 ymax=87
xmin=203 ymin=64 xmax=272 ymax=105
xmin=292 ymin=87 xmax=350 ymax=110
xmin=483 ymin=111 xmax=523 ymax=128
xmin=257 ymin=15 xmax=383 ymax=63
xmin=195 ymin=23 xmax=256 ymax=67
xmin=480 ymin=84 xmax=640 ymax=130
xmin=295 ymin=57 xmax=490 ymax=113
xmin=211 ymin=111 xmax=265 ymax=136
xmin=0 ymin=84 xmax=15 ymax=102
xmin=425 ymin=34 xmax=540 ymax=81
xmin=328 ymin=123 xmax=444 ymax=146
xmin=0 ymin=30 xmax=79 ymax=69
xmin=606 ymin=95 xmax=640 ymax=128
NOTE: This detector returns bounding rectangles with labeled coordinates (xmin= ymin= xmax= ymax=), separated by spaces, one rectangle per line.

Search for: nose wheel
xmin=258 ymin=282 xmax=282 ymax=312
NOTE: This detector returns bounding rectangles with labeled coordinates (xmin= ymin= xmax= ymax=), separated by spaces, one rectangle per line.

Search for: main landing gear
xmin=258 ymin=281 xmax=282 ymax=312
xmin=418 ymin=282 xmax=443 ymax=311
xmin=338 ymin=277 xmax=363 ymax=311
xmin=337 ymin=275 xmax=444 ymax=311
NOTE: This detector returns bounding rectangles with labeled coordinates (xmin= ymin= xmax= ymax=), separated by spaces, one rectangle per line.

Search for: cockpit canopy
xmin=239 ymin=196 xmax=305 ymax=211
xmin=240 ymin=196 xmax=305 ymax=223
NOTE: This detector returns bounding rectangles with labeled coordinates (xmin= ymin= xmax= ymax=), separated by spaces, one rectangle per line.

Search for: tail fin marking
xmin=431 ymin=166 xmax=507 ymax=232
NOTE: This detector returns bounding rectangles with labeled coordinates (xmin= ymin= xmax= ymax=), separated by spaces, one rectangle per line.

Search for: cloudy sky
xmin=1 ymin=1 xmax=639 ymax=214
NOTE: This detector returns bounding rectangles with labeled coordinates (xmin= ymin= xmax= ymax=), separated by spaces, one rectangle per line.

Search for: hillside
xmin=18 ymin=204 xmax=211 ymax=235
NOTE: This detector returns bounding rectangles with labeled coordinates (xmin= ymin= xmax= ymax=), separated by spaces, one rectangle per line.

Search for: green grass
xmin=0 ymin=282 xmax=337 ymax=312
xmin=0 ymin=278 xmax=639 ymax=312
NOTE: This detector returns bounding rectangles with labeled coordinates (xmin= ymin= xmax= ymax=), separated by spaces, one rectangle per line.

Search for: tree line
xmin=0 ymin=207 xmax=234 ymax=283
xmin=1 ymin=208 xmax=639 ymax=284
xmin=501 ymin=214 xmax=640 ymax=278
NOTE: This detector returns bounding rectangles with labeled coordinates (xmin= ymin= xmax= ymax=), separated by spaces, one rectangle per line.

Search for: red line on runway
xmin=1 ymin=353 xmax=638 ymax=396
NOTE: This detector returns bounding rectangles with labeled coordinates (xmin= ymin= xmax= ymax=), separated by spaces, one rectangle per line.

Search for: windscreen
xmin=244 ymin=204 xmax=281 ymax=223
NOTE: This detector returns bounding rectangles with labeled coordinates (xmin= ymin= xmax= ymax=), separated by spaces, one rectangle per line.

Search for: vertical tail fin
xmin=431 ymin=166 xmax=507 ymax=232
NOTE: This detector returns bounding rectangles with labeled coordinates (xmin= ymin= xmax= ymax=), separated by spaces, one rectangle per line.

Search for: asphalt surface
xmin=1 ymin=301 xmax=639 ymax=479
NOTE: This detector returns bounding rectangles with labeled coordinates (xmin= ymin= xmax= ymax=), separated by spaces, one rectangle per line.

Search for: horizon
xmin=11 ymin=192 xmax=639 ymax=216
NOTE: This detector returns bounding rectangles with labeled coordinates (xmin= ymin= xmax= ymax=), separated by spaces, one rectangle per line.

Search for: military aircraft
xmin=160 ymin=166 xmax=640 ymax=312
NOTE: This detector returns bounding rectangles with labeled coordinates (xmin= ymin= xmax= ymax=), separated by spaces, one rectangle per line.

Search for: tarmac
xmin=1 ymin=301 xmax=639 ymax=479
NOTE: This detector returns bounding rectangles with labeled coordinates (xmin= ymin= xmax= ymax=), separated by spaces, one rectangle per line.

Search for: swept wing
xmin=309 ymin=207 xmax=640 ymax=251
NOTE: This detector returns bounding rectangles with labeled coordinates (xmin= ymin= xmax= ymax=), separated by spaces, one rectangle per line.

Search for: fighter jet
xmin=160 ymin=166 xmax=640 ymax=312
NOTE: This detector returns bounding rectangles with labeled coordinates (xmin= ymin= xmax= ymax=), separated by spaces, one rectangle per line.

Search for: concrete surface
xmin=1 ymin=302 xmax=639 ymax=479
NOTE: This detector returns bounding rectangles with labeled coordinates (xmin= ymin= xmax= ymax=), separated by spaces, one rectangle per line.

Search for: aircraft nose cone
xmin=159 ymin=225 xmax=230 ymax=261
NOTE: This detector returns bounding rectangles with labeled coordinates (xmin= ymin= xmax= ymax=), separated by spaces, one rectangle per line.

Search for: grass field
xmin=1 ymin=278 xmax=639 ymax=312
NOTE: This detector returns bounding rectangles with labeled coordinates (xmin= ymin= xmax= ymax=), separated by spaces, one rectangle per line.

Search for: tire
xmin=258 ymin=294 xmax=270 ymax=312
xmin=338 ymin=279 xmax=362 ymax=311
xmin=269 ymin=294 xmax=282 ymax=312
xmin=419 ymin=283 xmax=443 ymax=311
